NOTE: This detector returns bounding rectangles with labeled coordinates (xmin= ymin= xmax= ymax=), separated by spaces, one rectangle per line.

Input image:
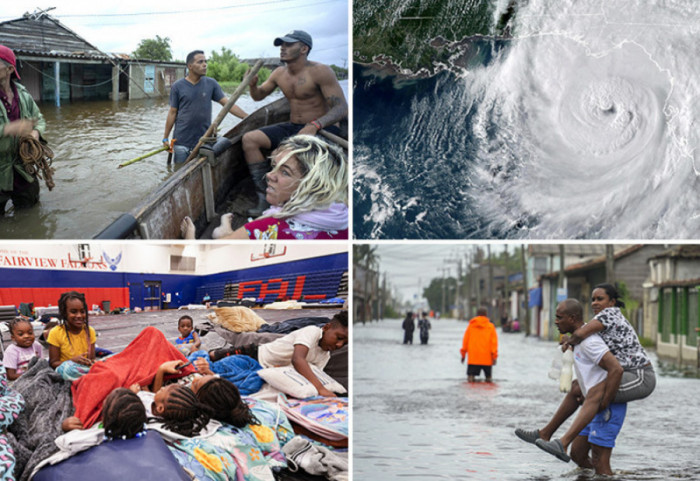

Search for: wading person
xmin=527 ymin=299 xmax=627 ymax=476
xmin=460 ymin=307 xmax=498 ymax=382
xmin=402 ymin=312 xmax=415 ymax=345
xmin=418 ymin=312 xmax=431 ymax=345
xmin=181 ymin=135 xmax=348 ymax=240
xmin=515 ymin=284 xmax=655 ymax=451
xmin=242 ymin=30 xmax=348 ymax=216
xmin=163 ymin=50 xmax=248 ymax=164
xmin=0 ymin=45 xmax=45 ymax=213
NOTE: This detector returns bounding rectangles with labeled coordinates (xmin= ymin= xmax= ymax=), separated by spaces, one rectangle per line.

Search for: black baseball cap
xmin=274 ymin=30 xmax=312 ymax=51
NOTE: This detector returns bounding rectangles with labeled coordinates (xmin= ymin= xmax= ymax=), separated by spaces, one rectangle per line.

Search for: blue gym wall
xmin=0 ymin=252 xmax=347 ymax=310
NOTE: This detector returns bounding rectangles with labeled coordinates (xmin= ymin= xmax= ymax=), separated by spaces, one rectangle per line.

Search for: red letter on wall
xmin=239 ymin=280 xmax=262 ymax=298
xmin=259 ymin=279 xmax=290 ymax=301
xmin=291 ymin=275 xmax=306 ymax=300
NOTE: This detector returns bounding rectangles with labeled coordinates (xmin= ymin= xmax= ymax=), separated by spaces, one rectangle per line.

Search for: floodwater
xmin=353 ymin=318 xmax=700 ymax=480
xmin=0 ymin=80 xmax=348 ymax=239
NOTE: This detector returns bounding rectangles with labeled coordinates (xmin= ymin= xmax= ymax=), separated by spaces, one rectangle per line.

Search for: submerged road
xmin=353 ymin=318 xmax=700 ymax=480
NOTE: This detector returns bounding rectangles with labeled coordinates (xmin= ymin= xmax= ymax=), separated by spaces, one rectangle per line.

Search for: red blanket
xmin=72 ymin=326 xmax=196 ymax=427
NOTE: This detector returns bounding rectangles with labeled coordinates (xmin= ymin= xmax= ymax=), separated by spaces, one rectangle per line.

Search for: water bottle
xmin=559 ymin=348 xmax=574 ymax=392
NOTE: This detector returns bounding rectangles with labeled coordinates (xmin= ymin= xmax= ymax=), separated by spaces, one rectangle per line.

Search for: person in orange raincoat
xmin=460 ymin=306 xmax=498 ymax=382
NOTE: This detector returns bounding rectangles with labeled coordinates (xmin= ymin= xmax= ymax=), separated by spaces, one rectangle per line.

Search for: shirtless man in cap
xmin=242 ymin=30 xmax=348 ymax=216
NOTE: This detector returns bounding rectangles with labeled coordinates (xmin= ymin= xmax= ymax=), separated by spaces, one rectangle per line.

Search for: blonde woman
xmin=181 ymin=135 xmax=348 ymax=240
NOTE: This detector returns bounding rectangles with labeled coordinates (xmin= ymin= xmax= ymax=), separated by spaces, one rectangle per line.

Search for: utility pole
xmin=464 ymin=251 xmax=471 ymax=318
xmin=381 ymin=272 xmax=387 ymax=320
xmin=446 ymin=252 xmax=463 ymax=319
xmin=559 ymin=244 xmax=566 ymax=289
xmin=521 ymin=244 xmax=530 ymax=336
xmin=504 ymin=244 xmax=510 ymax=323
xmin=440 ymin=267 xmax=450 ymax=318
xmin=457 ymin=258 xmax=463 ymax=320
xmin=487 ymin=244 xmax=494 ymax=319
xmin=475 ymin=248 xmax=482 ymax=311
xmin=606 ymin=245 xmax=615 ymax=285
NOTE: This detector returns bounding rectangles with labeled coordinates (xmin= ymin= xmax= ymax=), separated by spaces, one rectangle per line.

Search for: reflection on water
xmin=354 ymin=319 xmax=700 ymax=480
xmin=0 ymin=80 xmax=347 ymax=239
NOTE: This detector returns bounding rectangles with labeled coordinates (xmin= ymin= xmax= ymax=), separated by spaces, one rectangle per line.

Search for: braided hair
xmin=7 ymin=317 xmax=32 ymax=336
xmin=102 ymin=388 xmax=147 ymax=440
xmin=57 ymin=291 xmax=92 ymax=353
xmin=158 ymin=385 xmax=212 ymax=437
xmin=195 ymin=378 xmax=258 ymax=428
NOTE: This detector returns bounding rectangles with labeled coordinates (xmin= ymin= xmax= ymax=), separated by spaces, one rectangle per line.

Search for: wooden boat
xmin=95 ymin=97 xmax=346 ymax=240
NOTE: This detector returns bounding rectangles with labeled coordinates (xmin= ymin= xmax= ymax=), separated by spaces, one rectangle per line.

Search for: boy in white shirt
xmin=210 ymin=311 xmax=348 ymax=397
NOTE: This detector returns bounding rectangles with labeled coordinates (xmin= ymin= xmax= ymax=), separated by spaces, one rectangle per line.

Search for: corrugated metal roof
xmin=564 ymin=245 xmax=644 ymax=274
xmin=528 ymin=244 xmax=609 ymax=256
xmin=0 ymin=14 xmax=107 ymax=60
xmin=650 ymin=244 xmax=700 ymax=260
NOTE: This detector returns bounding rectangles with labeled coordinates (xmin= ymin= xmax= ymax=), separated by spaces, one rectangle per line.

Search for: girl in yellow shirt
xmin=47 ymin=291 xmax=96 ymax=369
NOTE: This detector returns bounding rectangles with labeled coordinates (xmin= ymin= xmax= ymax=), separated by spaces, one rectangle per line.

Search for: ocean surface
xmin=353 ymin=1 xmax=700 ymax=239
xmin=353 ymin=318 xmax=700 ymax=480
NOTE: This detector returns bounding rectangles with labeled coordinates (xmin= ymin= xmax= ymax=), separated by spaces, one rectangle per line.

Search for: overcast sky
xmin=1 ymin=0 xmax=349 ymax=67
xmin=372 ymin=243 xmax=511 ymax=304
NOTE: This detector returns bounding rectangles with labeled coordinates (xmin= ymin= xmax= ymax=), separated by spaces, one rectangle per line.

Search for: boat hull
xmin=94 ymin=98 xmax=291 ymax=239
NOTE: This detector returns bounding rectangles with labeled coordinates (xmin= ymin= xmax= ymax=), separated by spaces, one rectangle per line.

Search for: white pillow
xmin=257 ymin=365 xmax=347 ymax=399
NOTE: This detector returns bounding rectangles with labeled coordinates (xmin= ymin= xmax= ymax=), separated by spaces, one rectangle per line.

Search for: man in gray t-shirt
xmin=163 ymin=50 xmax=247 ymax=163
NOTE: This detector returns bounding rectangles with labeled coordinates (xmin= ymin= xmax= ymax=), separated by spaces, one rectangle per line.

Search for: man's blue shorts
xmin=578 ymin=402 xmax=627 ymax=448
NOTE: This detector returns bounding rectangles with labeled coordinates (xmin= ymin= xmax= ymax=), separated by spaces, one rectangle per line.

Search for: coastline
xmin=354 ymin=33 xmax=513 ymax=81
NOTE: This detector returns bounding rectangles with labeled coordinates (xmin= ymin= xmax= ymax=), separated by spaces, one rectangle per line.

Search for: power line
xmin=7 ymin=0 xmax=344 ymax=19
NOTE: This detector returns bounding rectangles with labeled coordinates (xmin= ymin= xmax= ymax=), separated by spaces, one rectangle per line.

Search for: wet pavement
xmin=353 ymin=318 xmax=700 ymax=480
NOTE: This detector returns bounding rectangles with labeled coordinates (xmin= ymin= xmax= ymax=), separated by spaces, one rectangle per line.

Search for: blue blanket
xmin=188 ymin=351 xmax=264 ymax=395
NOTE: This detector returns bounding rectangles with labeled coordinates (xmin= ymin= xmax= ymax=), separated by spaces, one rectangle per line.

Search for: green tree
xmin=423 ymin=277 xmax=457 ymax=313
xmin=207 ymin=47 xmax=271 ymax=83
xmin=329 ymin=64 xmax=348 ymax=80
xmin=132 ymin=35 xmax=173 ymax=61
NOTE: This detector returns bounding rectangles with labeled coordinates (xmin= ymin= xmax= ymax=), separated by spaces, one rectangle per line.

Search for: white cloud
xmin=3 ymin=0 xmax=348 ymax=66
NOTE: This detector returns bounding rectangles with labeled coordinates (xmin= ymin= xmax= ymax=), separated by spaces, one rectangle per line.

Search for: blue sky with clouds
xmin=2 ymin=0 xmax=349 ymax=67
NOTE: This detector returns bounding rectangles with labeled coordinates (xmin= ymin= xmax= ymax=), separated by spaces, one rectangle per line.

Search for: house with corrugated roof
xmin=528 ymin=244 xmax=668 ymax=341
xmin=0 ymin=10 xmax=185 ymax=104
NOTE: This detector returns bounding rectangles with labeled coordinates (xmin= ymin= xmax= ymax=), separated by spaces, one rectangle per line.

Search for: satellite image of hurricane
xmin=353 ymin=0 xmax=700 ymax=239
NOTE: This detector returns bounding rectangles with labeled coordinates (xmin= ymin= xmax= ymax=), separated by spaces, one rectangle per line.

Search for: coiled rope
xmin=18 ymin=136 xmax=55 ymax=191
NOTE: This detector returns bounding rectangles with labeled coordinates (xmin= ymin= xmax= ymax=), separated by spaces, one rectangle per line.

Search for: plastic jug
xmin=559 ymin=348 xmax=574 ymax=392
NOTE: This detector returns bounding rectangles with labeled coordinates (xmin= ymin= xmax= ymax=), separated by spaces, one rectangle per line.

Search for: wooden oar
xmin=118 ymin=139 xmax=175 ymax=169
xmin=184 ymin=59 xmax=264 ymax=163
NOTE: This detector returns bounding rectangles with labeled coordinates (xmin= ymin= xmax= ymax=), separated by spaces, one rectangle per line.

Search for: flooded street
xmin=353 ymin=318 xmax=700 ymax=480
xmin=0 ymin=80 xmax=347 ymax=239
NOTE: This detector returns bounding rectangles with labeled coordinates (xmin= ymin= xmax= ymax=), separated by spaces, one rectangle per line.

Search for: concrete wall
xmin=128 ymin=63 xmax=185 ymax=100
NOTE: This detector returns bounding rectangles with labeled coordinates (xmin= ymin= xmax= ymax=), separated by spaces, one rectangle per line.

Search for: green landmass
xmin=353 ymin=0 xmax=504 ymax=74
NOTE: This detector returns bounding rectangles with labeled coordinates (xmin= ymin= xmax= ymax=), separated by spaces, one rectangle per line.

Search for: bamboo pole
xmin=184 ymin=60 xmax=264 ymax=163
xmin=117 ymin=145 xmax=169 ymax=169
xmin=318 ymin=129 xmax=348 ymax=150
